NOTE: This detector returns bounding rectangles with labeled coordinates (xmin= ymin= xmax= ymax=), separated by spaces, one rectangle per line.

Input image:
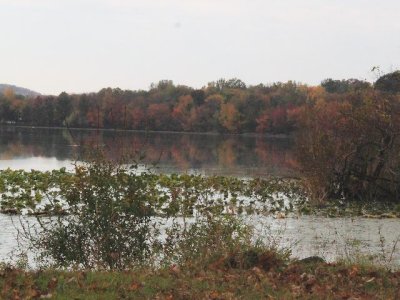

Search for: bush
xmin=162 ymin=215 xmax=253 ymax=266
xmin=30 ymin=153 xmax=158 ymax=269
xmin=21 ymin=152 xmax=285 ymax=270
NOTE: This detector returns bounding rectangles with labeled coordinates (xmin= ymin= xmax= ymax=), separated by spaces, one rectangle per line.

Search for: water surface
xmin=0 ymin=126 xmax=398 ymax=267
xmin=0 ymin=126 xmax=296 ymax=176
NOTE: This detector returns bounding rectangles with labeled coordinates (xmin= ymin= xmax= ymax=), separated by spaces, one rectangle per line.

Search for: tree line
xmin=2 ymin=70 xmax=400 ymax=203
xmin=0 ymin=75 xmax=390 ymax=134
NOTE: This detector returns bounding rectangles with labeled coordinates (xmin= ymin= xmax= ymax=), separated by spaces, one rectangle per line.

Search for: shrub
xmin=295 ymin=90 xmax=400 ymax=203
xmin=30 ymin=153 xmax=157 ymax=269
xmin=10 ymin=152 xmax=298 ymax=270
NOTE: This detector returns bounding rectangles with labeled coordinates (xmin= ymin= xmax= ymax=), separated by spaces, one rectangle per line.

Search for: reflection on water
xmin=0 ymin=126 xmax=297 ymax=177
xmin=0 ymin=158 xmax=72 ymax=171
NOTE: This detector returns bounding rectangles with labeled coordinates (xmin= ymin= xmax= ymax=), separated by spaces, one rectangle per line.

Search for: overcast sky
xmin=1 ymin=0 xmax=399 ymax=95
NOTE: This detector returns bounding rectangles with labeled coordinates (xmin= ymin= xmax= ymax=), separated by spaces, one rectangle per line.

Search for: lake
xmin=0 ymin=126 xmax=399 ymax=267
xmin=0 ymin=126 xmax=296 ymax=176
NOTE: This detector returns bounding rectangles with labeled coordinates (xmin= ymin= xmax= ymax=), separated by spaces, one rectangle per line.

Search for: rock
xmin=1 ymin=208 xmax=19 ymax=215
xmin=298 ymin=256 xmax=325 ymax=264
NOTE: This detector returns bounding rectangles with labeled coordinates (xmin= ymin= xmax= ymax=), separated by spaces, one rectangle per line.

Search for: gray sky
xmin=1 ymin=0 xmax=399 ymax=95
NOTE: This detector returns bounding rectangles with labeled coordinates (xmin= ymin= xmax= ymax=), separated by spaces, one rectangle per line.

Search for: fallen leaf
xmin=128 ymin=282 xmax=142 ymax=291
xmin=209 ymin=290 xmax=221 ymax=300
xmin=47 ymin=277 xmax=58 ymax=290
xmin=169 ymin=264 xmax=180 ymax=275
xmin=12 ymin=289 xmax=20 ymax=300
xmin=27 ymin=287 xmax=41 ymax=299
xmin=349 ymin=266 xmax=359 ymax=277
xmin=66 ymin=277 xmax=76 ymax=284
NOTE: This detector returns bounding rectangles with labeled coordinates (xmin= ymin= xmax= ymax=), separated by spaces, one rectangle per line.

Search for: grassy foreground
xmin=1 ymin=256 xmax=399 ymax=300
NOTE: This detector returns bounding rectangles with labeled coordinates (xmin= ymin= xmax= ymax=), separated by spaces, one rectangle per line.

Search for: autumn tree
xmin=2 ymin=77 xmax=365 ymax=135
xmin=172 ymin=95 xmax=194 ymax=131
xmin=147 ymin=103 xmax=171 ymax=130
xmin=238 ymin=92 xmax=265 ymax=132
xmin=191 ymin=94 xmax=223 ymax=132
xmin=100 ymin=88 xmax=125 ymax=129
xmin=128 ymin=107 xmax=145 ymax=130
xmin=296 ymin=88 xmax=400 ymax=203
xmin=219 ymin=102 xmax=240 ymax=133
xmin=256 ymin=111 xmax=270 ymax=133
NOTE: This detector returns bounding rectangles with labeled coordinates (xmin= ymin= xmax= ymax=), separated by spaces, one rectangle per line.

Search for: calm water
xmin=0 ymin=126 xmax=399 ymax=267
xmin=0 ymin=126 xmax=297 ymax=176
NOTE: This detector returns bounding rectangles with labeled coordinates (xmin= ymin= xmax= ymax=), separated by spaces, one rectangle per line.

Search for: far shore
xmin=0 ymin=124 xmax=293 ymax=139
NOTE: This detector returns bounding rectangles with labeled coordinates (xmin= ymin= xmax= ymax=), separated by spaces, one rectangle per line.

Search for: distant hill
xmin=0 ymin=84 xmax=40 ymax=97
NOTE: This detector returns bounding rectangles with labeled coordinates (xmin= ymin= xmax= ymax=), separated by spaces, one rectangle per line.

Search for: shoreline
xmin=0 ymin=124 xmax=293 ymax=139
